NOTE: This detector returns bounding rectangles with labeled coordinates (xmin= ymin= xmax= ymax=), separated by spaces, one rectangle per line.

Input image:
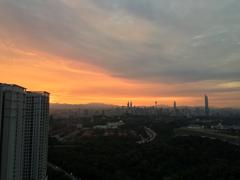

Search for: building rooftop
xmin=0 ymin=83 xmax=26 ymax=91
xmin=0 ymin=83 xmax=49 ymax=96
xmin=27 ymin=91 xmax=50 ymax=97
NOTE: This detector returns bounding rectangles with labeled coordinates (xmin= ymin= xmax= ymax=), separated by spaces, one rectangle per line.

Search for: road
xmin=48 ymin=162 xmax=81 ymax=180
xmin=137 ymin=127 xmax=157 ymax=144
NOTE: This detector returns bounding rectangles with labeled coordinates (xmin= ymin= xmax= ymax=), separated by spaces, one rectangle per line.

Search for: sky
xmin=0 ymin=0 xmax=240 ymax=107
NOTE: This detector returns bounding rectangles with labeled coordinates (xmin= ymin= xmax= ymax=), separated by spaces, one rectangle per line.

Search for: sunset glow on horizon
xmin=0 ymin=0 xmax=240 ymax=107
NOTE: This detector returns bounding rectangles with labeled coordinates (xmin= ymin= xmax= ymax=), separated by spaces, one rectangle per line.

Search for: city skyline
xmin=0 ymin=82 xmax=238 ymax=108
xmin=0 ymin=0 xmax=240 ymax=107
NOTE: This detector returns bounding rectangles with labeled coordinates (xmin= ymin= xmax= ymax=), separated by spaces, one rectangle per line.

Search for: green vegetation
xmin=49 ymin=119 xmax=240 ymax=180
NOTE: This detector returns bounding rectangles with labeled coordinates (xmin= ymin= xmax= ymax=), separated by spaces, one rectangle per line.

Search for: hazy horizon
xmin=50 ymin=101 xmax=240 ymax=109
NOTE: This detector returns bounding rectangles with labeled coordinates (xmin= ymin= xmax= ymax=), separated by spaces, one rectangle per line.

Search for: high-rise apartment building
xmin=0 ymin=84 xmax=26 ymax=180
xmin=23 ymin=91 xmax=49 ymax=180
xmin=0 ymin=83 xmax=49 ymax=180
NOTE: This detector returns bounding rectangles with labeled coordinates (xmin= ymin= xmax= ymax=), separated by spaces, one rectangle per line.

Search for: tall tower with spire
xmin=130 ymin=101 xmax=133 ymax=108
xmin=205 ymin=95 xmax=209 ymax=116
xmin=174 ymin=101 xmax=177 ymax=111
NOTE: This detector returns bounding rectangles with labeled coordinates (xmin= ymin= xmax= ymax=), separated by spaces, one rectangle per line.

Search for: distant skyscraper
xmin=0 ymin=84 xmax=49 ymax=180
xmin=205 ymin=95 xmax=209 ymax=116
xmin=130 ymin=101 xmax=133 ymax=108
xmin=174 ymin=101 xmax=177 ymax=111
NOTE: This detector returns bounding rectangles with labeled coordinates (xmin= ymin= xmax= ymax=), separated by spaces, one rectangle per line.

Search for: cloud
xmin=0 ymin=0 xmax=240 ymax=103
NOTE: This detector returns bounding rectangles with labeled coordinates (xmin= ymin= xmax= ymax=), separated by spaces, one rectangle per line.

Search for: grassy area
xmin=175 ymin=127 xmax=240 ymax=145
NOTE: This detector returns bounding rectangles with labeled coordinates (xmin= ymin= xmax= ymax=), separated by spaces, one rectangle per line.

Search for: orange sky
xmin=0 ymin=47 xmax=239 ymax=107
xmin=0 ymin=46 xmax=188 ymax=106
xmin=0 ymin=54 xmax=171 ymax=106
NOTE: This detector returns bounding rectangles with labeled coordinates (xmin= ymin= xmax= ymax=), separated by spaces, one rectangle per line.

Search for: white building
xmin=0 ymin=84 xmax=49 ymax=180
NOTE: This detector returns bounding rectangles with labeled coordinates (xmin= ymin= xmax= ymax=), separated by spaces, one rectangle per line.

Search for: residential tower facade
xmin=0 ymin=83 xmax=49 ymax=180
